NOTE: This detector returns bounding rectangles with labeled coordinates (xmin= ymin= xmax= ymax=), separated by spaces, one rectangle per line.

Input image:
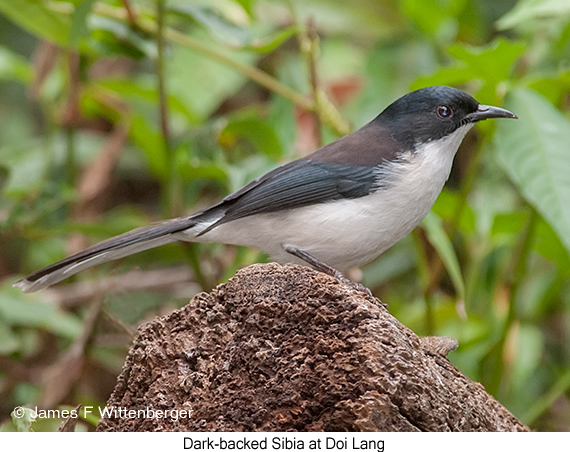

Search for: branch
xmin=47 ymin=1 xmax=350 ymax=135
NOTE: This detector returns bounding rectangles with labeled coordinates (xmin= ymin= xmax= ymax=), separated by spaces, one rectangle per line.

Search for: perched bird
xmin=14 ymin=86 xmax=516 ymax=293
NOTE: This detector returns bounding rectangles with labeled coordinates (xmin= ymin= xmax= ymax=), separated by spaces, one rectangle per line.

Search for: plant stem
xmin=424 ymin=133 xmax=488 ymax=300
xmin=522 ymin=368 xmax=570 ymax=426
xmin=161 ymin=27 xmax=317 ymax=119
xmin=65 ymin=126 xmax=76 ymax=189
xmin=495 ymin=207 xmax=537 ymax=397
xmin=504 ymin=208 xmax=537 ymax=331
xmin=305 ymin=17 xmax=323 ymax=145
xmin=119 ymin=0 xmax=138 ymax=25
xmin=155 ymin=0 xmax=182 ymax=217
xmin=287 ymin=0 xmax=324 ymax=145
xmin=181 ymin=243 xmax=211 ymax=292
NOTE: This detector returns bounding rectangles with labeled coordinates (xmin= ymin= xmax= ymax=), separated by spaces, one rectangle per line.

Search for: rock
xmin=97 ymin=263 xmax=529 ymax=432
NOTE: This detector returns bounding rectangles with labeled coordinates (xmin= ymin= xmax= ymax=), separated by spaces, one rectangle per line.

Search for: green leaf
xmin=422 ymin=212 xmax=466 ymax=301
xmin=491 ymin=211 xmax=528 ymax=240
xmin=168 ymin=42 xmax=252 ymax=119
xmin=403 ymin=0 xmax=465 ymax=43
xmin=169 ymin=4 xmax=253 ymax=47
xmin=0 ymin=47 xmax=33 ymax=82
xmin=0 ymin=140 xmax=51 ymax=197
xmin=362 ymin=240 xmax=416 ymax=287
xmin=510 ymin=323 xmax=544 ymax=394
xmin=494 ymin=88 xmax=570 ymax=253
xmin=0 ymin=284 xmax=82 ymax=339
xmin=410 ymin=65 xmax=472 ymax=92
xmin=233 ymin=0 xmax=256 ymax=16
xmin=129 ymin=113 xmax=168 ymax=179
xmin=497 ymin=0 xmax=570 ymax=30
xmin=0 ymin=319 xmax=19 ymax=355
xmin=88 ymin=16 xmax=153 ymax=59
xmin=526 ymin=74 xmax=570 ymax=107
xmin=522 ymin=368 xmax=570 ymax=425
xmin=447 ymin=39 xmax=525 ymax=84
xmin=178 ymin=159 xmax=228 ymax=184
xmin=533 ymin=216 xmax=570 ymax=271
xmin=356 ymin=39 xmax=438 ymax=124
xmin=224 ymin=155 xmax=275 ymax=193
xmin=220 ymin=116 xmax=283 ymax=158
xmin=431 ymin=190 xmax=476 ymax=234
xmin=413 ymin=39 xmax=525 ymax=97
xmin=69 ymin=0 xmax=97 ymax=46
xmin=11 ymin=407 xmax=37 ymax=432
xmin=0 ymin=0 xmax=71 ymax=46
xmin=243 ymin=26 xmax=298 ymax=54
xmin=97 ymin=78 xmax=198 ymax=122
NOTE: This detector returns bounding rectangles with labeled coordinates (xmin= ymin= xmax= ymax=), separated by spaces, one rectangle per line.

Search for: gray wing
xmin=199 ymin=159 xmax=378 ymax=235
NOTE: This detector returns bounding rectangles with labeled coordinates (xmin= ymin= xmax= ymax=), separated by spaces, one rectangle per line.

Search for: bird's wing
xmin=199 ymin=159 xmax=378 ymax=235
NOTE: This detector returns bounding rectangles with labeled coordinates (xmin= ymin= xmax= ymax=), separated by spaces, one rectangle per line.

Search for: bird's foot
xmin=283 ymin=244 xmax=379 ymax=301
xmin=333 ymin=273 xmax=374 ymax=298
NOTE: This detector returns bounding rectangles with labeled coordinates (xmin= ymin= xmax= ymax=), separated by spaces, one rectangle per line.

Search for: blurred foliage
xmin=0 ymin=0 xmax=569 ymax=432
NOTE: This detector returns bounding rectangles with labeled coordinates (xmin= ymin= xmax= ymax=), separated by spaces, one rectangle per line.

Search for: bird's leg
xmin=283 ymin=245 xmax=373 ymax=297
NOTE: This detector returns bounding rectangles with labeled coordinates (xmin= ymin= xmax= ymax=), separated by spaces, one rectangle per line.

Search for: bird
xmin=14 ymin=86 xmax=516 ymax=293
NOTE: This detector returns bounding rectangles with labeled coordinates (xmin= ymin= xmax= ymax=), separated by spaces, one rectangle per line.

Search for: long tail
xmin=13 ymin=216 xmax=201 ymax=293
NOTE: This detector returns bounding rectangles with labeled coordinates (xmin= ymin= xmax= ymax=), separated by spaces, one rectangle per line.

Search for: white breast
xmin=184 ymin=124 xmax=473 ymax=270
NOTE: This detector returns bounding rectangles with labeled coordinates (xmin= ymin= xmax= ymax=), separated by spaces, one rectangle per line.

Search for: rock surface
xmin=97 ymin=263 xmax=529 ymax=432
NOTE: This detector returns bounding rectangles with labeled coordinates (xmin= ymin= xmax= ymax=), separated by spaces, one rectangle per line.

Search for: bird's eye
xmin=437 ymin=105 xmax=452 ymax=118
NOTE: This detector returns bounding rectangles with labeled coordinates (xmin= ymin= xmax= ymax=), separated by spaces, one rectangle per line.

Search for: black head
xmin=376 ymin=86 xmax=516 ymax=147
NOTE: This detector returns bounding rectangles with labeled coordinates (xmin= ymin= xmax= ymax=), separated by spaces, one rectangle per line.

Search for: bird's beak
xmin=467 ymin=104 xmax=518 ymax=122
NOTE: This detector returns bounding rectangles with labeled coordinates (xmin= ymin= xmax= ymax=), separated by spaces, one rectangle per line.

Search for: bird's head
xmin=377 ymin=86 xmax=517 ymax=148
